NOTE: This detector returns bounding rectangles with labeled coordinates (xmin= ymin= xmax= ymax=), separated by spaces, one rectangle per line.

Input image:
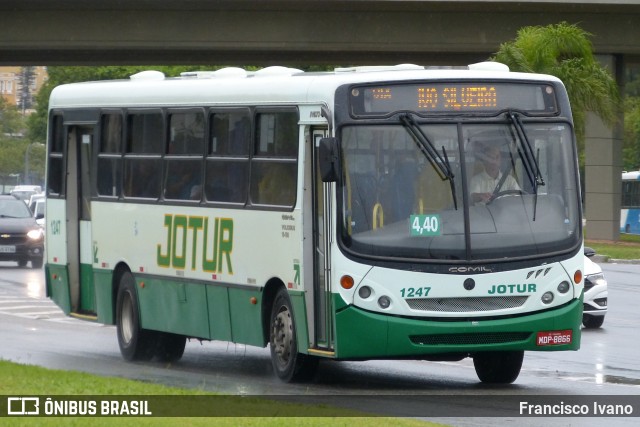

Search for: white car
xmin=33 ymin=198 xmax=45 ymax=229
xmin=10 ymin=185 xmax=42 ymax=204
xmin=583 ymin=247 xmax=608 ymax=328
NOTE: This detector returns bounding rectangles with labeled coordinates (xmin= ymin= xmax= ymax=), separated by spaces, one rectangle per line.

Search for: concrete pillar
xmin=584 ymin=54 xmax=624 ymax=241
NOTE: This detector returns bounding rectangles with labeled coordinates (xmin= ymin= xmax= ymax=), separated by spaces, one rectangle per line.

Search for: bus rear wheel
xmin=116 ymin=272 xmax=156 ymax=361
xmin=473 ymin=351 xmax=524 ymax=384
xmin=269 ymin=288 xmax=318 ymax=382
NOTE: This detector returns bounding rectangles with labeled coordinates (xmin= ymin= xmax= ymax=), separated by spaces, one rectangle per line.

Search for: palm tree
xmin=492 ymin=22 xmax=621 ymax=156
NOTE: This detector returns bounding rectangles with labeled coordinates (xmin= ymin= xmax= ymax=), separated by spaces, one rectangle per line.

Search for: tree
xmin=624 ymin=97 xmax=640 ymax=170
xmin=0 ymin=95 xmax=25 ymax=136
xmin=623 ymin=66 xmax=640 ymax=171
xmin=18 ymin=66 xmax=36 ymax=113
xmin=492 ymin=22 xmax=621 ymax=164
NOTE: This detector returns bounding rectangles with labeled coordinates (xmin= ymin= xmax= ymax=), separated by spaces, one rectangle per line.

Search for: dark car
xmin=0 ymin=195 xmax=44 ymax=268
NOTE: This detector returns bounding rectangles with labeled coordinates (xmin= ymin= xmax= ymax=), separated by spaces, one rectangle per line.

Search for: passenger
xmin=129 ymin=160 xmax=159 ymax=198
xmin=189 ymin=184 xmax=202 ymax=201
xmin=165 ymin=161 xmax=200 ymax=200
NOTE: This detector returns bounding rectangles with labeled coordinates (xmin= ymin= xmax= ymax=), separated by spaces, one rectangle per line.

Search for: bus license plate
xmin=536 ymin=330 xmax=572 ymax=346
xmin=0 ymin=245 xmax=16 ymax=253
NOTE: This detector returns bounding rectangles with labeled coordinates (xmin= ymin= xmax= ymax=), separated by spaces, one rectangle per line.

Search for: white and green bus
xmin=45 ymin=63 xmax=584 ymax=384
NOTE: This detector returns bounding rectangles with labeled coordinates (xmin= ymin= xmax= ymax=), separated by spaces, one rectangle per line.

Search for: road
xmin=0 ymin=261 xmax=638 ymax=425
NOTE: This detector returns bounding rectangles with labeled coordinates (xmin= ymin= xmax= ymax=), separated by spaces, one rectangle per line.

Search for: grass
xmin=0 ymin=360 xmax=446 ymax=427
xmin=586 ymin=233 xmax=640 ymax=260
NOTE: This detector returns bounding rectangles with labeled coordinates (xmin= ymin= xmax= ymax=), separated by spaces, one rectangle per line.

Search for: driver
xmin=469 ymin=143 xmax=520 ymax=204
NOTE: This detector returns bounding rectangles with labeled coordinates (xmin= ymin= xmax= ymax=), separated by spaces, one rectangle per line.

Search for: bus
xmin=621 ymin=170 xmax=640 ymax=234
xmin=45 ymin=63 xmax=584 ymax=384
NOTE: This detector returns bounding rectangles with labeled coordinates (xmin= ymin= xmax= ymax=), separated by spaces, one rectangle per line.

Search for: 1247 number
xmin=400 ymin=287 xmax=431 ymax=298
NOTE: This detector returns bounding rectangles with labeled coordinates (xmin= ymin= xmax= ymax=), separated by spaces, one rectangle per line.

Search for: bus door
xmin=65 ymin=125 xmax=96 ymax=316
xmin=311 ymin=127 xmax=334 ymax=351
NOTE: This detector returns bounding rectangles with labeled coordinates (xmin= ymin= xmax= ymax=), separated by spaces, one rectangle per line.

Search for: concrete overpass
xmin=3 ymin=0 xmax=640 ymax=240
xmin=2 ymin=0 xmax=640 ymax=65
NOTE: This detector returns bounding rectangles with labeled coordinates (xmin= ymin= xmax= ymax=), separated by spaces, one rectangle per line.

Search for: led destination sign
xmin=351 ymin=82 xmax=558 ymax=116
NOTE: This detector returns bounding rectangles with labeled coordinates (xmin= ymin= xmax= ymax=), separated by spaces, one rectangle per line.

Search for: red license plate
xmin=536 ymin=330 xmax=573 ymax=346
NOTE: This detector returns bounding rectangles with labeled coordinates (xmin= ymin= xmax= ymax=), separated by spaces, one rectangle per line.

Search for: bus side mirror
xmin=318 ymin=137 xmax=339 ymax=182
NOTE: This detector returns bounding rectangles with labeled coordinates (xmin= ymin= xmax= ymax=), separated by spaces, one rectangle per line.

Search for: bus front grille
xmin=410 ymin=332 xmax=532 ymax=346
xmin=405 ymin=296 xmax=528 ymax=312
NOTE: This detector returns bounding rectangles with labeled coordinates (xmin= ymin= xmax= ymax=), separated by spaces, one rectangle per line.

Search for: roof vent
xmin=335 ymin=64 xmax=424 ymax=73
xmin=180 ymin=71 xmax=216 ymax=79
xmin=214 ymin=67 xmax=248 ymax=78
xmin=254 ymin=66 xmax=303 ymax=77
xmin=393 ymin=64 xmax=424 ymax=70
xmin=180 ymin=68 xmax=248 ymax=79
xmin=468 ymin=62 xmax=509 ymax=72
xmin=130 ymin=70 xmax=165 ymax=80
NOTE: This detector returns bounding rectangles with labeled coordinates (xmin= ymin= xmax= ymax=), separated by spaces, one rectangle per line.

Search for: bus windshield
xmin=339 ymin=120 xmax=581 ymax=262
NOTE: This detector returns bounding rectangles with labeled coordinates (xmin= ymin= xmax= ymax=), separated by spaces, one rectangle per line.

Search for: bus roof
xmin=49 ymin=63 xmax=564 ymax=110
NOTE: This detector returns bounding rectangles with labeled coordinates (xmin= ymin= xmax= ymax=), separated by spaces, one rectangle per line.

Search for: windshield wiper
xmin=507 ymin=110 xmax=545 ymax=220
xmin=399 ymin=113 xmax=457 ymax=210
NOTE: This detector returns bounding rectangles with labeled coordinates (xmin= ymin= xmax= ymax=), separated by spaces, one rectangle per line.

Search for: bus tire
xmin=269 ymin=288 xmax=318 ymax=382
xmin=154 ymin=332 xmax=187 ymax=362
xmin=473 ymin=351 xmax=524 ymax=384
xmin=116 ymin=272 xmax=156 ymax=361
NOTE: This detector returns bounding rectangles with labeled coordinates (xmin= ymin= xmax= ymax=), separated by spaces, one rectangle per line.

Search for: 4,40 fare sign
xmin=410 ymin=214 xmax=441 ymax=237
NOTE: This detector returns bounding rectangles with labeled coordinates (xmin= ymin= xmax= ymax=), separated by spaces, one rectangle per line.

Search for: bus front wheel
xmin=269 ymin=288 xmax=318 ymax=382
xmin=154 ymin=332 xmax=187 ymax=362
xmin=473 ymin=351 xmax=524 ymax=384
xmin=116 ymin=272 xmax=156 ymax=361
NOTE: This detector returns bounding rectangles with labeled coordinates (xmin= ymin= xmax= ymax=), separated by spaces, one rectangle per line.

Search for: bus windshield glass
xmin=339 ymin=120 xmax=580 ymax=261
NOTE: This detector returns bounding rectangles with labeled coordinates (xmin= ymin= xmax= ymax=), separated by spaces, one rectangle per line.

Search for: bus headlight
xmin=557 ymin=281 xmax=571 ymax=294
xmin=378 ymin=295 xmax=391 ymax=309
xmin=358 ymin=286 xmax=372 ymax=299
xmin=541 ymin=292 xmax=554 ymax=304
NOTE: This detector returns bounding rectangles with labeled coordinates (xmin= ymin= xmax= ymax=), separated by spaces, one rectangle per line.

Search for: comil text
xmin=157 ymin=214 xmax=233 ymax=274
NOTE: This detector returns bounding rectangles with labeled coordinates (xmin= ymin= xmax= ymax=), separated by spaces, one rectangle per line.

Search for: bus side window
xmin=205 ymin=160 xmax=248 ymax=204
xmin=123 ymin=111 xmax=163 ymax=199
xmin=164 ymin=159 xmax=201 ymax=200
xmin=47 ymin=114 xmax=65 ymax=196
xmin=97 ymin=113 xmax=122 ymax=197
xmin=125 ymin=158 xmax=161 ymax=198
xmin=252 ymin=162 xmax=297 ymax=206
xmin=164 ymin=111 xmax=204 ymax=201
xmin=205 ymin=110 xmax=250 ymax=205
xmin=250 ymin=110 xmax=299 ymax=208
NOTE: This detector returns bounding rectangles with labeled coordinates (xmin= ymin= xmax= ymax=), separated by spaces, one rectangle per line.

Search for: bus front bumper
xmin=333 ymin=298 xmax=582 ymax=359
